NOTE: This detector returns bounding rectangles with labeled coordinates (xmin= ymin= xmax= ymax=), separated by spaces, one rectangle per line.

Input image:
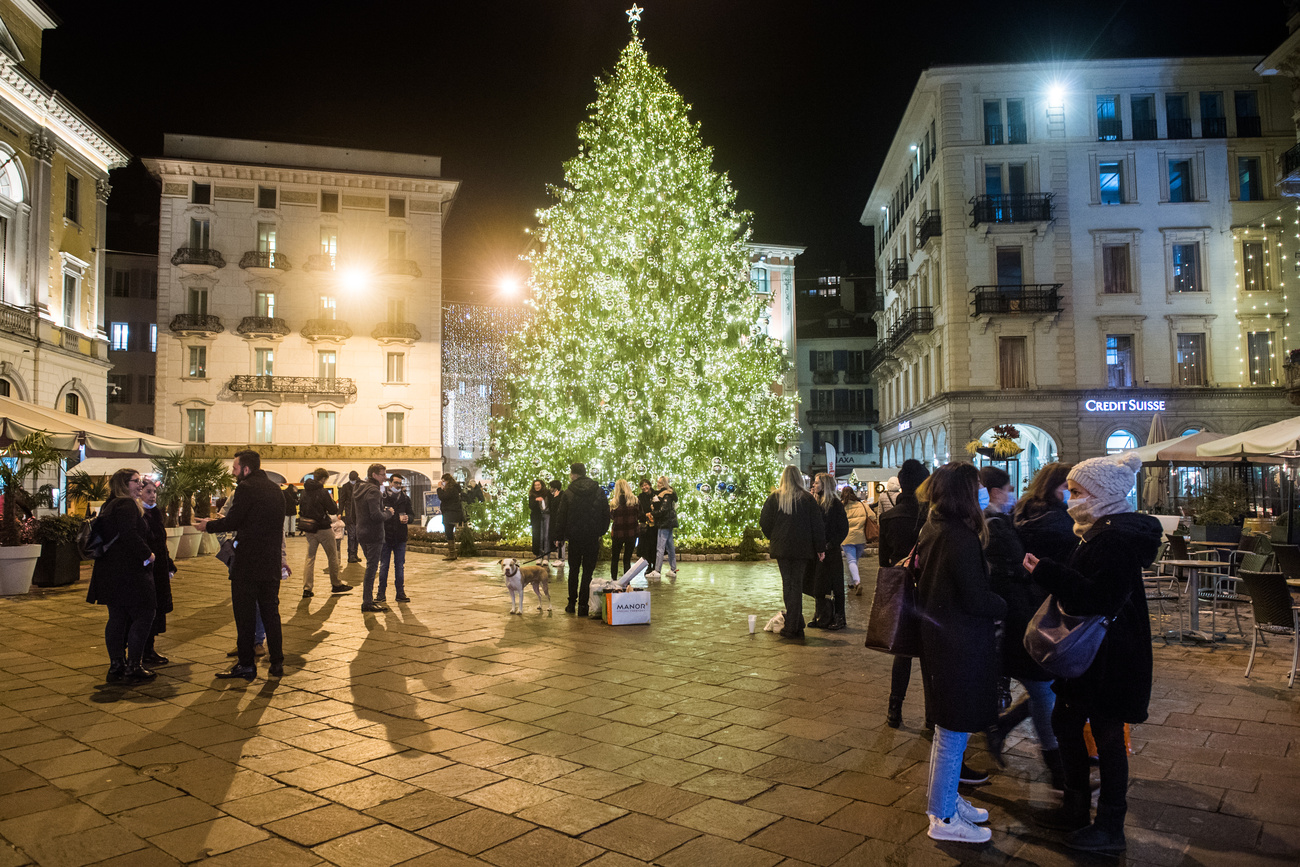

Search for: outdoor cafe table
xmin=1157 ymin=559 xmax=1230 ymax=645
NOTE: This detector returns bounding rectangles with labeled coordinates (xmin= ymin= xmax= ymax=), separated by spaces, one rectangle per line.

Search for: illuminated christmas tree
xmin=482 ymin=13 xmax=798 ymax=537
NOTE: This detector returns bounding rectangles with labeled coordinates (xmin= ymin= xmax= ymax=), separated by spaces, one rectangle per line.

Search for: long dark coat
xmin=809 ymin=498 xmax=848 ymax=597
xmin=439 ymin=481 xmax=464 ymax=525
xmin=759 ymin=490 xmax=826 ymax=560
xmin=877 ymin=492 xmax=926 ymax=567
xmin=1014 ymin=498 xmax=1077 ymax=563
xmin=142 ymin=504 xmax=175 ymax=624
xmin=1032 ymin=512 xmax=1162 ymax=723
xmin=916 ymin=513 xmax=1007 ymax=733
xmin=204 ymin=469 xmax=285 ymax=583
xmin=984 ymin=508 xmax=1050 ymax=682
xmin=554 ymin=475 xmax=611 ymax=543
xmin=85 ymin=496 xmax=155 ymax=607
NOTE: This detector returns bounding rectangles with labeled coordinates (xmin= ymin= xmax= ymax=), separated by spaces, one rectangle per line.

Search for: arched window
xmin=0 ymin=150 xmax=23 ymax=203
xmin=1106 ymin=429 xmax=1139 ymax=454
xmin=1181 ymin=427 xmax=1200 ymax=437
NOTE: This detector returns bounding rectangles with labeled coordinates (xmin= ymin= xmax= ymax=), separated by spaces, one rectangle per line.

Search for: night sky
xmin=36 ymin=0 xmax=1292 ymax=299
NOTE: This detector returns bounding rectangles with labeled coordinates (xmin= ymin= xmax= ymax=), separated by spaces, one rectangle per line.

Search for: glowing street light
xmin=340 ymin=267 xmax=368 ymax=293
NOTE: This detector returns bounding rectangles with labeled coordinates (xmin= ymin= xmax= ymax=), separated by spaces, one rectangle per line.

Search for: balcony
xmin=170 ymin=247 xmax=225 ymax=275
xmin=1167 ymin=117 xmax=1192 ymax=139
xmin=228 ymin=375 xmax=357 ymax=397
xmin=1282 ymin=144 xmax=1300 ymax=197
xmin=1132 ymin=119 xmax=1157 ymax=140
xmin=301 ymin=318 xmax=353 ymax=342
xmin=1007 ymin=123 xmax=1027 ymax=145
xmin=169 ymin=313 xmax=223 ymax=335
xmin=812 ymin=370 xmax=839 ymax=385
xmin=1201 ymin=116 xmax=1227 ymax=138
xmin=969 ymin=193 xmax=1052 ymax=227
xmin=236 ymin=316 xmax=290 ymax=338
xmin=377 ymin=258 xmax=422 ymax=282
xmin=886 ymin=307 xmax=934 ymax=351
xmin=1236 ymin=115 xmax=1261 ymax=138
xmin=304 ymin=254 xmax=337 ymax=272
xmin=984 ymin=125 xmax=1005 ymax=145
xmin=1097 ymin=118 xmax=1122 ymax=141
xmin=916 ymin=210 xmax=941 ymax=248
xmin=805 ymin=409 xmax=880 ymax=426
xmin=843 ymin=370 xmax=871 ymax=384
xmin=238 ymin=250 xmax=292 ymax=276
xmin=0 ymin=303 xmax=35 ymax=339
xmin=865 ymin=294 xmax=884 ymax=313
xmin=372 ymin=321 xmax=421 ymax=343
xmin=888 ymin=259 xmax=907 ymax=286
xmin=1285 ymin=362 xmax=1300 ymax=405
xmin=970 ymin=284 xmax=1063 ymax=317
xmin=866 ymin=344 xmax=891 ymax=373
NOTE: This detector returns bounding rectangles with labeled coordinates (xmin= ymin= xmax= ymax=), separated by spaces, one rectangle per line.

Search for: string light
xmin=443 ymin=303 xmax=532 ymax=458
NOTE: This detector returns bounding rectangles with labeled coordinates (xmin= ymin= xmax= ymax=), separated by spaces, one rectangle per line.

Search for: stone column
xmin=25 ymin=131 xmax=54 ymax=314
xmin=94 ymin=178 xmax=111 ymax=338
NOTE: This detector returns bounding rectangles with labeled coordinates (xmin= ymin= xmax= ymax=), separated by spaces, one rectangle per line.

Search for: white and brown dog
xmin=500 ymin=558 xmax=552 ymax=614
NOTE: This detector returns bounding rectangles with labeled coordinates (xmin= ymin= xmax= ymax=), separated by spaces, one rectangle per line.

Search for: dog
xmin=500 ymin=558 xmax=552 ymax=614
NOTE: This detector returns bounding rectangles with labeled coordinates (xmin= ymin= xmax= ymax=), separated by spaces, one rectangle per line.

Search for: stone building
xmin=103 ymin=250 xmax=157 ymax=434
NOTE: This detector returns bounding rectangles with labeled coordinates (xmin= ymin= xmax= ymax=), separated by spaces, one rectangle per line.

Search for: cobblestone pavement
xmin=0 ymin=542 xmax=1297 ymax=866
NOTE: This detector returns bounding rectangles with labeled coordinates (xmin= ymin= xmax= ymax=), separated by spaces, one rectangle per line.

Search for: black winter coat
xmin=142 ymin=504 xmax=175 ymax=615
xmin=297 ymin=478 xmax=339 ymax=528
xmin=877 ymin=492 xmax=926 ymax=567
xmin=338 ymin=480 xmax=356 ymax=523
xmin=759 ymin=490 xmax=826 ymax=560
xmin=383 ymin=490 xmax=414 ymax=543
xmin=85 ymin=496 xmax=155 ymax=607
xmin=916 ymin=513 xmax=1007 ymax=733
xmin=283 ymin=486 xmax=299 ymax=517
xmin=439 ymin=481 xmax=464 ymax=525
xmin=637 ymin=490 xmax=655 ymax=528
xmin=1014 ymin=498 xmax=1077 ymax=563
xmin=204 ymin=469 xmax=285 ymax=583
xmin=651 ymin=488 xmax=678 ymax=530
xmin=810 ymin=498 xmax=849 ymax=597
xmin=1032 ymin=512 xmax=1162 ymax=723
xmin=352 ymin=479 xmax=387 ymax=544
xmin=984 ymin=508 xmax=1050 ymax=682
xmin=554 ymin=475 xmax=612 ymax=542
xmin=527 ymin=487 xmax=551 ymax=518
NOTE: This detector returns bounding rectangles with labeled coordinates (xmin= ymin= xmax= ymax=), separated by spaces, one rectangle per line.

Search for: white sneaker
xmin=927 ymin=813 xmax=992 ymax=844
xmin=646 ymin=571 xmax=661 ymax=579
xmin=666 ymin=568 xmax=676 ymax=578
xmin=956 ymin=795 xmax=988 ymax=824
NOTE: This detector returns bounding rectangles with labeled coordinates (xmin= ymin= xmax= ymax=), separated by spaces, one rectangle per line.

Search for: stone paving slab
xmin=0 ymin=544 xmax=1297 ymax=865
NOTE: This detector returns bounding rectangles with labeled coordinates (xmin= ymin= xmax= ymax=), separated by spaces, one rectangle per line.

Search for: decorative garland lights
xmin=1230 ymin=206 xmax=1292 ymax=387
xmin=480 ymin=17 xmax=799 ymax=537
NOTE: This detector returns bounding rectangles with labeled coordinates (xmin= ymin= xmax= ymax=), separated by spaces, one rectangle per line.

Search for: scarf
xmin=1067 ymin=493 xmax=1131 ymax=538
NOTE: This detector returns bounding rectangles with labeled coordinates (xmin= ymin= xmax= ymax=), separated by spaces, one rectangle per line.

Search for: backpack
xmin=77 ymin=513 xmax=118 ymax=560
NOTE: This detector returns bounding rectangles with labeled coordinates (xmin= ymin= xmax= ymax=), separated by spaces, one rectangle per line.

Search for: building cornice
xmin=0 ymin=55 xmax=127 ymax=172
xmin=143 ymin=158 xmax=459 ymax=200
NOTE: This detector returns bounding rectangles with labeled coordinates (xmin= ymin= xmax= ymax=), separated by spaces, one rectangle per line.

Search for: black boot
xmin=1035 ymin=789 xmax=1092 ymax=832
xmin=106 ymin=658 xmax=126 ymax=683
xmin=123 ymin=663 xmax=157 ymax=684
xmin=807 ymin=599 xmax=826 ymax=629
xmin=1042 ymin=747 xmax=1066 ymax=791
xmin=1065 ymin=804 xmax=1126 ymax=854
xmin=886 ymin=695 xmax=903 ymax=729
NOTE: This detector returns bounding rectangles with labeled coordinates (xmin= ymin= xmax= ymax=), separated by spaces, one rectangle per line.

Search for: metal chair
xmin=1237 ymin=569 xmax=1300 ymax=688
xmin=1144 ymin=572 xmax=1182 ymax=645
xmin=1197 ymin=573 xmax=1250 ymax=640
xmin=1270 ymin=544 xmax=1300 ymax=583
xmin=1238 ymin=551 xmax=1274 ymax=574
xmin=1228 ymin=533 xmax=1263 ymax=575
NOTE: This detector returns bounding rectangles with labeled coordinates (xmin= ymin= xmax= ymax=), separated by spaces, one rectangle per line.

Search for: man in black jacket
xmin=355 ymin=463 xmax=394 ymax=613
xmin=196 ymin=450 xmax=287 ymax=681
xmin=338 ymin=470 xmax=361 ymax=563
xmin=553 ymin=462 xmax=611 ymax=616
xmin=299 ymin=468 xmax=349 ymax=598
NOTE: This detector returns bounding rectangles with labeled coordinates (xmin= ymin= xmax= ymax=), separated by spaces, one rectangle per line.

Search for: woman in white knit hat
xmin=1021 ymin=452 xmax=1162 ymax=855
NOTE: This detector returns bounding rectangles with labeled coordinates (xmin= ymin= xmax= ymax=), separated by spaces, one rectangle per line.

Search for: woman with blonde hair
xmin=759 ymin=466 xmax=825 ymax=639
xmin=609 ymin=479 xmax=640 ymax=580
xmin=840 ymin=487 xmax=870 ymax=595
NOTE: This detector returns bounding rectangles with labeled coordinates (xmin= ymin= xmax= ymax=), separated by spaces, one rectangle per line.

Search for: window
xmin=108 ymin=374 xmax=130 ymax=404
xmin=843 ymin=430 xmax=871 ymax=454
xmin=386 ymin=412 xmax=405 ymax=445
xmin=1106 ymin=335 xmax=1135 ymax=387
xmin=110 ymin=270 xmax=130 ymax=297
xmin=386 ymin=352 xmax=405 ymax=383
xmin=64 ymin=173 xmax=78 ymax=222
xmin=64 ymin=393 xmax=79 ymax=415
xmin=1096 ymin=95 xmax=1120 ymax=140
xmin=320 ymin=295 xmax=336 ymax=319
xmin=388 ymin=230 xmax=406 ymax=260
xmin=1131 ymin=94 xmax=1156 ymax=140
xmin=1166 ymin=93 xmax=1190 ymax=138
xmin=389 ymin=196 xmax=406 ymax=218
xmin=1238 ymin=157 xmax=1262 ymax=201
xmin=1168 ymin=160 xmax=1192 ymax=202
xmin=188 ymin=346 xmax=207 ymax=378
xmin=187 ymin=287 xmax=208 ymax=316
xmin=254 ymin=348 xmax=274 ymax=376
xmin=319 ymin=226 xmax=337 ymax=267
xmin=110 ymin=322 xmax=129 ymax=351
xmin=995 ymin=247 xmax=1022 ymax=286
xmin=1242 ymin=241 xmax=1270 ymax=291
xmin=998 ymin=337 xmax=1028 ymax=389
xmin=142 ymin=271 xmax=157 ymax=299
xmin=387 ymin=297 xmax=406 ymax=323
xmin=320 ymin=191 xmax=338 ymax=213
xmin=318 ymin=350 xmax=336 ymax=380
xmin=191 ymin=183 xmax=211 ymax=205
xmin=1176 ymin=333 xmax=1207 ymax=386
xmin=255 ymin=291 xmax=275 ymax=317
xmin=812 ymin=430 xmax=839 ymax=453
xmin=257 ymin=186 xmax=277 ymax=209
xmin=257 ymin=222 xmax=277 ymax=254
xmin=254 ymin=410 xmax=273 ymax=444
xmin=141 ymin=375 xmax=154 ymax=405
xmin=809 ymin=389 xmax=833 ymax=410
xmin=983 ymin=100 xmax=1003 ymax=145
xmin=1106 ymin=430 xmax=1139 ymax=454
xmin=984 ymin=164 xmax=1003 ymax=196
xmin=0 ymin=379 xmax=9 ymax=397
xmin=186 ymin=408 xmax=205 ymax=443
xmin=809 ymin=351 xmax=834 ymax=373
xmin=149 ymin=324 xmax=157 ymax=353
xmin=188 ymin=218 xmax=210 ymax=250
xmin=317 ymin=411 xmax=336 ymax=445
xmin=751 ymin=267 xmax=770 ymax=293
xmin=1248 ymin=331 xmax=1275 ymax=385
xmin=1102 ymin=244 xmax=1131 ymax=294
xmin=1199 ymin=91 xmax=1226 ymax=137
xmin=1235 ymin=90 xmax=1261 ymax=137
xmin=1172 ymin=244 xmax=1202 ymax=293
xmin=62 ymin=273 xmax=77 ymax=328
xmin=1098 ymin=161 xmax=1123 ymax=204
xmin=1006 ymin=99 xmax=1026 ymax=143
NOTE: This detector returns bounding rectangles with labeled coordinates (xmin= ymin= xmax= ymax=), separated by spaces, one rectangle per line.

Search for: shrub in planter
xmin=32 ymin=514 xmax=85 ymax=587
xmin=737 ymin=526 xmax=768 ymax=561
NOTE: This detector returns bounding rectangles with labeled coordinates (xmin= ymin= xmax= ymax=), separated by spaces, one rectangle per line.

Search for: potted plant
xmin=151 ymin=451 xmax=198 ymax=557
xmin=0 ymin=431 xmax=66 ymax=595
xmin=65 ymin=470 xmax=110 ymax=517
xmin=1188 ymin=475 xmax=1248 ymax=542
xmin=189 ymin=457 xmax=234 ymax=555
xmin=31 ymin=513 xmax=85 ymax=587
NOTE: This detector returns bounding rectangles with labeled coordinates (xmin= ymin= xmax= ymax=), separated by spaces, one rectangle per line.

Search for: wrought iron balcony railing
xmin=0 ymin=303 xmax=35 ymax=339
xmin=170 ymin=247 xmax=225 ymax=269
xmin=301 ymin=318 xmax=353 ymax=341
xmin=1131 ymin=119 xmax=1158 ymax=140
xmin=1167 ymin=117 xmax=1192 ymax=139
xmin=1283 ymin=143 xmax=1300 ymax=179
xmin=169 ymin=313 xmax=223 ymax=334
xmin=970 ymin=193 xmax=1053 ymax=226
xmin=304 ymin=254 xmax=336 ymax=272
xmin=1097 ymin=118 xmax=1122 ymax=141
xmin=238 ymin=250 xmax=292 ymax=272
xmin=917 ymin=210 xmax=941 ymax=247
xmin=984 ymin=124 xmax=1005 ymax=145
xmin=888 ymin=259 xmax=907 ymax=286
xmin=866 ymin=294 xmax=884 ymax=312
xmin=371 ymin=321 xmax=422 ymax=341
xmin=1201 ymin=116 xmax=1227 ymax=138
xmin=811 ymin=370 xmax=838 ymax=385
xmin=866 ymin=344 xmax=891 ymax=373
xmin=970 ymin=284 xmax=1063 ymax=317
xmin=805 ymin=409 xmax=879 ymax=426
xmin=1007 ymin=123 xmax=1027 ymax=145
xmin=843 ymin=370 xmax=871 ymax=384
xmin=236 ymin=316 xmax=290 ymax=337
xmin=1236 ymin=115 xmax=1262 ymax=138
xmin=377 ymin=258 xmax=422 ymax=279
xmin=886 ymin=307 xmax=934 ymax=351
xmin=228 ymin=375 xmax=357 ymax=396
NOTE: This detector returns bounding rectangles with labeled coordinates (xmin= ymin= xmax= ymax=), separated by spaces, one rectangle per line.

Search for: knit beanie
xmin=897 ymin=459 xmax=930 ymax=494
xmin=885 ymin=477 xmax=900 ymax=493
xmin=1067 ymin=453 xmax=1141 ymax=501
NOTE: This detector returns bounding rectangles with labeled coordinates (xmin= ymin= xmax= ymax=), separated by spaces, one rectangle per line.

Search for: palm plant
xmin=189 ymin=457 xmax=234 ymax=519
xmin=64 ymin=470 xmax=110 ymax=517
xmin=150 ymin=451 xmax=197 ymax=528
xmin=0 ymin=431 xmax=66 ymax=546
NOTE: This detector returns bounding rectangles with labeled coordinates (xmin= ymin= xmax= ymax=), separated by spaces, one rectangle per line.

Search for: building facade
xmin=103 ymin=250 xmax=158 ymax=434
xmin=864 ymin=57 xmax=1296 ymax=482
xmin=144 ymin=135 xmax=459 ymax=485
xmin=0 ymin=1 xmax=128 ymax=420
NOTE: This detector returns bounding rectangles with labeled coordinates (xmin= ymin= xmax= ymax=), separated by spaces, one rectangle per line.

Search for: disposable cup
xmin=748 ymin=614 xmax=757 ymax=634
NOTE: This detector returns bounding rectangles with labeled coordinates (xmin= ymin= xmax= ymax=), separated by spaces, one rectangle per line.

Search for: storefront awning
xmin=0 ymin=394 xmax=183 ymax=458
xmin=1122 ymin=431 xmax=1233 ymax=466
xmin=1197 ymin=417 xmax=1300 ymax=460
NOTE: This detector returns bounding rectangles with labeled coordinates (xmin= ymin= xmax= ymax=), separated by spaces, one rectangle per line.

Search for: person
xmin=139 ymin=479 xmax=176 ymax=667
xmin=552 ymin=462 xmax=611 ymax=615
xmin=439 ymin=474 xmax=464 ymax=561
xmin=282 ymin=483 xmax=299 ymax=537
xmin=759 ymin=466 xmax=826 ymax=639
xmin=608 ymin=479 xmax=640 ymax=580
xmin=1014 ymin=462 xmax=1076 ymax=563
xmin=810 ymin=473 xmax=849 ymax=630
xmin=354 ymin=463 xmax=394 ymax=612
xmin=378 ymin=473 xmax=414 ymax=603
xmin=635 ymin=477 xmax=656 ymax=565
xmin=916 ymin=462 xmax=1006 ymax=844
xmin=299 ymin=468 xmax=350 ymax=598
xmin=466 ymin=481 xmax=485 ymax=504
xmin=840 ymin=486 xmax=869 ymax=596
xmin=339 ymin=470 xmax=362 ymax=563
xmin=86 ymin=468 xmax=157 ymax=683
xmin=647 ymin=476 xmax=678 ymax=579
xmin=548 ymin=479 xmax=566 ymax=564
xmin=1024 ymin=453 xmax=1161 ymax=855
xmin=979 ymin=465 xmax=1062 ymax=790
xmin=196 ymin=450 xmax=287 ymax=681
xmin=528 ymin=479 xmax=551 ymax=561
xmin=878 ymin=459 xmax=931 ymax=729
xmin=875 ymin=476 xmax=901 ymax=518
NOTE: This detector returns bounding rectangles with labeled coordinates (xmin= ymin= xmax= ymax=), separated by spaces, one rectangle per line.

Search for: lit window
xmin=188 ymin=346 xmax=207 ymax=378
xmin=1247 ymin=331 xmax=1275 ymax=385
xmin=62 ymin=273 xmax=77 ymax=328
xmin=1106 ymin=335 xmax=1134 ymax=387
xmin=386 ymin=352 xmax=405 ymax=383
xmin=1098 ymin=162 xmax=1123 ymax=204
xmin=317 ymin=411 xmax=336 ymax=445
xmin=149 ymin=324 xmax=157 ymax=353
xmin=1168 ymin=160 xmax=1192 ymax=202
xmin=255 ymin=291 xmax=275 ymax=317
xmin=65 ymin=173 xmax=79 ymax=222
xmin=317 ymin=350 xmax=336 ymax=380
xmin=1106 ymin=430 xmax=1138 ymax=454
xmin=1242 ymin=241 xmax=1270 ymax=291
xmin=254 ymin=349 xmax=274 ymax=376
xmin=1176 ymin=333 xmax=1207 ymax=386
xmin=386 ymin=412 xmax=405 ymax=445
xmin=110 ymin=322 xmax=130 ymax=351
xmin=1172 ymin=244 xmax=1201 ymax=293
xmin=998 ymin=337 xmax=1028 ymax=389
xmin=751 ymin=267 xmax=770 ymax=294
xmin=320 ymin=296 xmax=337 ymax=319
xmin=254 ymin=410 xmax=273 ymax=443
xmin=186 ymin=408 xmax=205 ymax=443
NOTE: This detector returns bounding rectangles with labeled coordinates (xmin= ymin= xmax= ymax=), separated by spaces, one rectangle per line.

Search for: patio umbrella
xmin=1143 ymin=413 xmax=1169 ymax=508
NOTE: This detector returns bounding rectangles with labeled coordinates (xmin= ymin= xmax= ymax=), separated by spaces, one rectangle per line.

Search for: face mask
xmin=1060 ymin=490 xmax=1070 ymax=505
xmin=143 ymin=501 xmax=156 ymax=509
xmin=1067 ymin=495 xmax=1092 ymax=522
xmin=977 ymin=487 xmax=990 ymax=510
xmin=1003 ymin=492 xmax=1018 ymax=514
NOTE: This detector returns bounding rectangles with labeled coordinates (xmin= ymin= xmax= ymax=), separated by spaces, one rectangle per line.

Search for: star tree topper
xmin=626 ymin=4 xmax=643 ymax=24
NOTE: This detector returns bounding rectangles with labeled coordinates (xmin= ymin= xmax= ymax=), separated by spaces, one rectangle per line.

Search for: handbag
xmin=296 ymin=516 xmax=319 ymax=534
xmin=865 ymin=546 xmax=922 ymax=657
xmin=216 ymin=537 xmax=236 ymax=567
xmin=1022 ymin=593 xmax=1126 ymax=679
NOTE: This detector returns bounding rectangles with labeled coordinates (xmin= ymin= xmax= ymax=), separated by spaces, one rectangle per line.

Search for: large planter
xmin=197 ymin=532 xmax=219 ymax=555
xmin=175 ymin=526 xmax=201 ymax=559
xmin=0 ymin=544 xmax=42 ymax=595
xmin=1200 ymin=523 xmax=1241 ymax=543
xmin=31 ymin=540 xmax=83 ymax=587
xmin=165 ymin=526 xmax=183 ymax=559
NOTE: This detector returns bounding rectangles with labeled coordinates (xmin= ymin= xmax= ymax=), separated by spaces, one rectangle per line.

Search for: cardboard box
xmin=604 ymin=590 xmax=651 ymax=625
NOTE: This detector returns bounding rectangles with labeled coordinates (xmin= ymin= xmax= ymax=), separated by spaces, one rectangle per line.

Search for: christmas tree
xmin=482 ymin=13 xmax=799 ymax=537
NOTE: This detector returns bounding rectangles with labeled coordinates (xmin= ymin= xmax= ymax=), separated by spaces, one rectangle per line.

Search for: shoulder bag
xmin=1023 ymin=591 xmax=1129 ymax=679
xmin=865 ymin=545 xmax=922 ymax=657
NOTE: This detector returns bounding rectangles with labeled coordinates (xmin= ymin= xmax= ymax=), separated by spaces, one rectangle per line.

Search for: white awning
xmin=0 ymin=394 xmax=182 ymax=457
xmin=1197 ymin=417 xmax=1300 ymax=459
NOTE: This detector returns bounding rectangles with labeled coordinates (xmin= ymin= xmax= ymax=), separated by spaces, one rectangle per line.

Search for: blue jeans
xmin=361 ymin=540 xmax=382 ymax=605
xmin=655 ymin=528 xmax=676 ymax=573
xmin=926 ymin=725 xmax=970 ymax=819
xmin=842 ymin=543 xmax=864 ymax=585
xmin=378 ymin=539 xmax=407 ymax=600
xmin=1021 ymin=678 xmax=1059 ymax=750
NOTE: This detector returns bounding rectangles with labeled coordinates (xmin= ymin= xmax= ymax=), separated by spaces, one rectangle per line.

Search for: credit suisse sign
xmin=1083 ymin=399 xmax=1167 ymax=413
